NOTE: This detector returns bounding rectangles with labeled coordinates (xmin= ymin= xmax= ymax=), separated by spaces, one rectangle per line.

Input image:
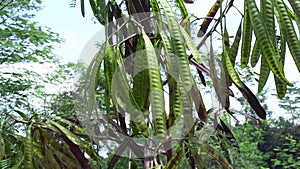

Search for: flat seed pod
xmin=248 ymin=0 xmax=292 ymax=86
xmin=142 ymin=31 xmax=167 ymax=137
xmin=241 ymin=0 xmax=253 ymax=68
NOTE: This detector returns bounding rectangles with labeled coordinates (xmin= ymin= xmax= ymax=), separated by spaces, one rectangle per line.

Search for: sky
xmin=34 ymin=1 xmax=242 ymax=63
xmin=34 ymin=0 xmax=298 ymax=78
xmin=35 ymin=0 xmax=101 ymax=63
xmin=33 ymin=0 xmax=299 ymax=119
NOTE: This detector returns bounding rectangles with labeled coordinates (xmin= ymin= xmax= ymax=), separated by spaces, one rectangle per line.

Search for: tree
xmin=0 ymin=1 xmax=100 ymax=168
xmin=0 ymin=0 xmax=60 ymax=64
xmin=73 ymin=0 xmax=300 ymax=168
xmin=231 ymin=81 xmax=300 ymax=168
xmin=0 ymin=0 xmax=62 ymax=118
xmin=258 ymin=83 xmax=300 ymax=168
xmin=276 ymin=82 xmax=300 ymax=123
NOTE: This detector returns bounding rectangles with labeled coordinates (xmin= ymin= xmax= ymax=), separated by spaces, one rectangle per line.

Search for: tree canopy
xmin=0 ymin=0 xmax=60 ymax=63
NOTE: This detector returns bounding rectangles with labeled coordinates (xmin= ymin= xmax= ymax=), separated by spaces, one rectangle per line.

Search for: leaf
xmin=133 ymin=38 xmax=150 ymax=113
xmin=48 ymin=120 xmax=101 ymax=162
xmin=89 ymin=0 xmax=108 ymax=25
xmin=50 ymin=116 xmax=85 ymax=134
xmin=185 ymin=143 xmax=206 ymax=169
xmin=160 ymin=30 xmax=180 ymax=79
xmin=274 ymin=74 xmax=287 ymax=98
xmin=111 ymin=49 xmax=149 ymax=136
xmin=11 ymin=158 xmax=23 ymax=169
xmin=48 ymin=145 xmax=80 ymax=168
xmin=104 ymin=42 xmax=117 ymax=117
xmin=223 ymin=25 xmax=230 ymax=51
xmin=183 ymin=0 xmax=194 ymax=3
xmin=261 ymin=0 xmax=276 ymax=41
xmin=218 ymin=120 xmax=239 ymax=151
xmin=83 ymin=43 xmax=105 ymax=114
xmin=197 ymin=69 xmax=206 ymax=86
xmin=44 ymin=149 xmax=61 ymax=169
xmin=191 ymin=82 xmax=207 ymax=122
xmin=40 ymin=130 xmax=79 ymax=165
xmin=175 ymin=0 xmax=190 ymax=33
xmin=274 ymin=55 xmax=287 ymax=99
xmin=174 ymin=0 xmax=189 ymax=18
xmin=181 ymin=85 xmax=194 ymax=136
xmin=0 ymin=158 xmax=11 ymax=169
xmin=49 ymin=120 xmax=82 ymax=145
xmin=89 ymin=0 xmax=97 ymax=14
xmin=222 ymin=25 xmax=233 ymax=87
xmin=256 ymin=0 xmax=275 ymax=92
xmin=210 ymin=44 xmax=226 ymax=108
xmin=274 ymin=35 xmax=287 ymax=99
xmin=151 ymin=0 xmax=161 ymax=13
xmin=14 ymin=109 xmax=28 ymax=121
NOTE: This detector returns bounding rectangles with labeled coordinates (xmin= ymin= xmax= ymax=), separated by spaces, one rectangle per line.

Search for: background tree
xmin=0 ymin=1 xmax=101 ymax=168
xmin=258 ymin=83 xmax=300 ymax=168
xmin=0 ymin=0 xmax=60 ymax=63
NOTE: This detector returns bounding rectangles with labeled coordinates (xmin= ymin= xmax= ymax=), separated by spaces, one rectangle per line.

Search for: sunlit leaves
xmin=0 ymin=0 xmax=61 ymax=63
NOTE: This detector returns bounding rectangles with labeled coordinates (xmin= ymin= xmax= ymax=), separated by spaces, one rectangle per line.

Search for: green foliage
xmin=232 ymin=121 xmax=269 ymax=168
xmin=276 ymin=82 xmax=300 ymax=121
xmin=0 ymin=0 xmax=64 ymax=131
xmin=258 ymin=118 xmax=300 ymax=168
xmin=102 ymin=153 xmax=143 ymax=169
xmin=0 ymin=0 xmax=61 ymax=64
xmin=0 ymin=1 xmax=100 ymax=168
xmin=232 ymin=79 xmax=300 ymax=169
xmin=270 ymin=135 xmax=300 ymax=169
